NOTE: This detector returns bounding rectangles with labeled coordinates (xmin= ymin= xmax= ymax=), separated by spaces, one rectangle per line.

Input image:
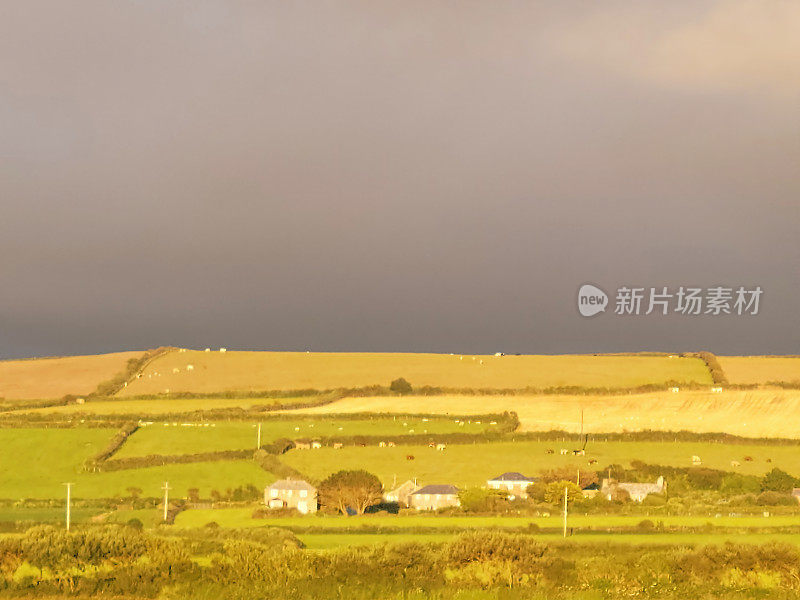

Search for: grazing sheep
xmin=731 ymin=460 xmax=741 ymax=467
xmin=378 ymin=441 xmax=386 ymax=448
xmin=436 ymin=444 xmax=446 ymax=451
xmin=692 ymin=455 xmax=702 ymax=465
xmin=219 ymin=348 xmax=227 ymax=353
xmin=186 ymin=365 xmax=194 ymax=371
xmin=333 ymin=443 xmax=343 ymax=449
xmin=172 ymin=368 xmax=180 ymax=374
xmin=387 ymin=442 xmax=396 ymax=447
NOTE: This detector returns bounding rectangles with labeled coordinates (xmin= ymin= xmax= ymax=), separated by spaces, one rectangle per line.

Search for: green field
xmin=118 ymin=351 xmax=712 ymax=396
xmin=0 ymin=428 xmax=271 ymax=499
xmin=72 ymin=461 xmax=272 ymax=499
xmin=0 ymin=428 xmax=117 ymax=498
xmin=115 ymin=417 xmax=486 ymax=458
xmin=24 ymin=397 xmax=289 ymax=416
xmin=174 ymin=509 xmax=800 ymax=531
xmin=282 ymin=439 xmax=800 ymax=488
xmin=719 ymin=356 xmax=800 ymax=384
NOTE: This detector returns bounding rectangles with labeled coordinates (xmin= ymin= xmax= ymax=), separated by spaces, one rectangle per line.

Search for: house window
xmin=299 ymin=489 xmax=308 ymax=498
xmin=287 ymin=490 xmax=292 ymax=497
xmin=270 ymin=489 xmax=278 ymax=498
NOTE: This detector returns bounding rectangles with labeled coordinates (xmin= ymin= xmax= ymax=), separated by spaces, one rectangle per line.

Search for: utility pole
xmin=563 ymin=486 xmax=568 ymax=538
xmin=257 ymin=423 xmax=262 ymax=449
xmin=577 ymin=469 xmax=581 ymax=488
xmin=63 ymin=483 xmax=73 ymax=531
xmin=162 ymin=482 xmax=171 ymax=523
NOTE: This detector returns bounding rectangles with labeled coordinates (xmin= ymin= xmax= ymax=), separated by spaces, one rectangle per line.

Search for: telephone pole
xmin=257 ymin=423 xmax=262 ymax=449
xmin=63 ymin=483 xmax=73 ymax=531
xmin=162 ymin=482 xmax=171 ymax=522
xmin=563 ymin=486 xmax=568 ymax=538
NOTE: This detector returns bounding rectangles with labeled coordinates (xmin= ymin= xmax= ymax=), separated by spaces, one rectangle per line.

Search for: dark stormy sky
xmin=1 ymin=1 xmax=798 ymax=359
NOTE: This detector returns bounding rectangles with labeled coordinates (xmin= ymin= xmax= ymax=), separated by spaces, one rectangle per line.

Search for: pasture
xmin=115 ymin=417 xmax=487 ymax=458
xmin=72 ymin=461 xmax=271 ymax=499
xmin=0 ymin=428 xmax=117 ymax=498
xmin=281 ymin=439 xmax=800 ymax=488
xmin=22 ymin=396 xmax=287 ymax=416
xmin=286 ymin=389 xmax=800 ymax=438
xmin=718 ymin=356 xmax=800 ymax=385
xmin=117 ymin=351 xmax=711 ymax=396
xmin=0 ymin=427 xmax=270 ymax=499
xmin=0 ymin=351 xmax=142 ymax=400
xmin=174 ymin=510 xmax=800 ymax=531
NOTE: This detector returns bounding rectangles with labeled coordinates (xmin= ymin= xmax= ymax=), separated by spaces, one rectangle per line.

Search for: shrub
xmin=389 ymin=378 xmax=413 ymax=395
xmin=756 ymin=491 xmax=795 ymax=506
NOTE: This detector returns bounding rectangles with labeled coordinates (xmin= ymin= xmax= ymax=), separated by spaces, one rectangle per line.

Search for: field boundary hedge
xmin=84 ymin=422 xmax=139 ymax=471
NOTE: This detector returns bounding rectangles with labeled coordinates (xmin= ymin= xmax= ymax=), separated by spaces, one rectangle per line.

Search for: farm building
xmin=264 ymin=479 xmax=318 ymax=514
xmin=384 ymin=480 xmax=420 ymax=508
xmin=581 ymin=481 xmax=600 ymax=499
xmin=487 ymin=472 xmax=538 ymax=499
xmin=409 ymin=484 xmax=460 ymax=511
xmin=601 ymin=476 xmax=666 ymax=502
xmin=792 ymin=488 xmax=800 ymax=504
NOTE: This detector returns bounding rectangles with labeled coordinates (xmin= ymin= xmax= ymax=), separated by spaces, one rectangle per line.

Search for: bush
xmin=389 ymin=378 xmax=413 ymax=395
xmin=761 ymin=468 xmax=798 ymax=493
xmin=756 ymin=491 xmax=796 ymax=506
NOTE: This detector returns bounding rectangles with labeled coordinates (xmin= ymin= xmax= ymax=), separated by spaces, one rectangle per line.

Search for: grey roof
xmin=411 ymin=484 xmax=459 ymax=495
xmin=489 ymin=472 xmax=534 ymax=482
xmin=267 ymin=479 xmax=316 ymax=492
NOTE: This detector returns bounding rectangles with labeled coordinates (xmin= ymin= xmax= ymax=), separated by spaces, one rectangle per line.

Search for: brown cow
xmin=406 ymin=455 xmax=415 ymax=461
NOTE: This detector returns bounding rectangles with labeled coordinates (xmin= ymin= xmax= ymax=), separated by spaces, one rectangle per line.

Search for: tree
xmin=126 ymin=487 xmax=143 ymax=499
xmin=187 ymin=488 xmax=201 ymax=503
xmin=761 ymin=468 xmax=797 ymax=493
xmin=390 ymin=378 xmax=413 ymax=395
xmin=319 ymin=470 xmax=383 ymax=515
xmin=544 ymin=481 xmax=583 ymax=505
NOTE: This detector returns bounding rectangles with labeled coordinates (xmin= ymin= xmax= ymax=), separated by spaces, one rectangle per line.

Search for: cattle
xmin=333 ymin=443 xmax=343 ymax=449
xmin=560 ymin=449 xmax=569 ymax=455
xmin=406 ymin=455 xmax=415 ymax=461
xmin=572 ymin=449 xmax=585 ymax=456
xmin=766 ymin=458 xmax=772 ymax=463
xmin=428 ymin=442 xmax=436 ymax=448
xmin=387 ymin=441 xmax=396 ymax=447
xmin=691 ymin=455 xmax=702 ymax=465
xmin=378 ymin=441 xmax=387 ymax=448
xmin=744 ymin=456 xmax=753 ymax=462
xmin=545 ymin=449 xmax=555 ymax=455
xmin=588 ymin=459 xmax=598 ymax=465
xmin=731 ymin=460 xmax=741 ymax=468
xmin=436 ymin=444 xmax=446 ymax=451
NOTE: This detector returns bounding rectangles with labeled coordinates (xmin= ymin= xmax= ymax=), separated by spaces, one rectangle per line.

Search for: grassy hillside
xmin=284 ymin=389 xmax=800 ymax=438
xmin=118 ymin=351 xmax=711 ymax=396
xmin=281 ymin=439 xmax=800 ymax=488
xmin=115 ymin=417 xmax=486 ymax=458
xmin=0 ymin=351 xmax=142 ymax=400
xmin=718 ymin=356 xmax=800 ymax=384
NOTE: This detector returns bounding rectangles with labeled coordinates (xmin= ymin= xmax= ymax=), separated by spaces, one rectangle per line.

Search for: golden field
xmin=117 ymin=350 xmax=711 ymax=395
xmin=718 ymin=356 xmax=800 ymax=384
xmin=0 ymin=351 xmax=141 ymax=400
xmin=283 ymin=389 xmax=800 ymax=438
